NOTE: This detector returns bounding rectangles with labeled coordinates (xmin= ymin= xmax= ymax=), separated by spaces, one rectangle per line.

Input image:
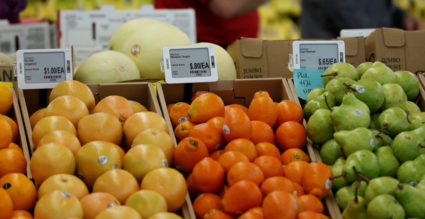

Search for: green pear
xmin=361 ymin=61 xmax=396 ymax=85
xmin=372 ymin=130 xmax=393 ymax=149
xmin=376 ymin=146 xmax=400 ymax=177
xmin=342 ymin=195 xmax=368 ymax=219
xmin=357 ymin=62 xmax=373 ymax=77
xmin=349 ymin=79 xmax=384 ymax=113
xmin=402 ymin=101 xmax=421 ymax=113
xmin=331 ymin=93 xmax=370 ymax=131
xmin=332 ymin=158 xmax=348 ymax=189
xmin=378 ymin=107 xmax=411 ymax=137
xmin=303 ymin=91 xmax=335 ymax=119
xmin=370 ymin=114 xmax=380 ymax=130
xmin=365 ymin=176 xmax=399 ymax=203
xmin=322 ymin=62 xmax=358 ymax=86
xmin=306 ymin=88 xmax=325 ymax=103
xmin=344 ymin=150 xmax=380 ymax=184
xmin=395 ymin=70 xmax=420 ymax=100
xmin=336 ymin=181 xmax=367 ymax=210
xmin=320 ymin=139 xmax=343 ymax=165
xmin=397 ymin=154 xmax=425 ymax=184
xmin=382 ymin=83 xmax=408 ymax=110
xmin=392 ymin=125 xmax=425 ymax=162
xmin=395 ymin=183 xmax=425 ymax=218
xmin=306 ymin=109 xmax=333 ymax=144
xmin=334 ymin=127 xmax=377 ymax=156
xmin=408 ymin=112 xmax=425 ymax=130
xmin=325 ymin=77 xmax=356 ymax=105
xmin=415 ymin=175 xmax=425 ymax=191
xmin=367 ymin=194 xmax=405 ymax=219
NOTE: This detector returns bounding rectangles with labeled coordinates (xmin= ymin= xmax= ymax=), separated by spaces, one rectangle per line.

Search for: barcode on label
xmin=0 ymin=41 xmax=12 ymax=53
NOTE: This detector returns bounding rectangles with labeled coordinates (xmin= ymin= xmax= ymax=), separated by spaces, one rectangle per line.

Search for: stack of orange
xmin=168 ymin=91 xmax=333 ymax=219
xmin=0 ymin=82 xmax=36 ymax=219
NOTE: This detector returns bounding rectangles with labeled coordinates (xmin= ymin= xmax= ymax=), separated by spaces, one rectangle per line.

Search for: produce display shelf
xmin=17 ymin=82 xmax=195 ymax=219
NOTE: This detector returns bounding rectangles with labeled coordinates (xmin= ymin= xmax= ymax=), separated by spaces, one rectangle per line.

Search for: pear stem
xmin=321 ymin=72 xmax=338 ymax=77
xmin=375 ymin=134 xmax=388 ymax=146
xmin=331 ymin=172 xmax=347 ymax=180
xmin=419 ymin=144 xmax=425 ymax=148
xmin=343 ymin=82 xmax=357 ymax=94
xmin=324 ymin=95 xmax=332 ymax=112
xmin=354 ymin=180 xmax=359 ymax=203
xmin=352 ymin=166 xmax=370 ymax=183
xmin=406 ymin=111 xmax=412 ymax=124
xmin=380 ymin=123 xmax=390 ymax=133
xmin=397 ymin=184 xmax=404 ymax=190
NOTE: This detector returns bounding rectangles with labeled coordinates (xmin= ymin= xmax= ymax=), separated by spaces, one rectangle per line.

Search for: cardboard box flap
xmin=341 ymin=37 xmax=358 ymax=56
xmin=383 ymin=28 xmax=405 ymax=47
xmin=240 ymin=38 xmax=263 ymax=58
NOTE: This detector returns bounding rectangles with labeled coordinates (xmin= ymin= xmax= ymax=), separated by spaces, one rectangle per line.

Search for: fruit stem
xmin=331 ymin=172 xmax=347 ymax=180
xmin=375 ymin=134 xmax=388 ymax=146
xmin=352 ymin=166 xmax=370 ymax=183
xmin=397 ymin=184 xmax=404 ymax=190
xmin=324 ymin=95 xmax=332 ymax=112
xmin=321 ymin=72 xmax=338 ymax=77
xmin=343 ymin=82 xmax=357 ymax=94
xmin=406 ymin=111 xmax=412 ymax=124
xmin=380 ymin=123 xmax=390 ymax=132
xmin=419 ymin=143 xmax=425 ymax=148
xmin=354 ymin=180 xmax=359 ymax=203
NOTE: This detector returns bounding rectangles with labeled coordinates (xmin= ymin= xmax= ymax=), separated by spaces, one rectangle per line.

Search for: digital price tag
xmin=16 ymin=49 xmax=73 ymax=89
xmin=292 ymin=40 xmax=345 ymax=100
xmin=162 ymin=45 xmax=218 ymax=84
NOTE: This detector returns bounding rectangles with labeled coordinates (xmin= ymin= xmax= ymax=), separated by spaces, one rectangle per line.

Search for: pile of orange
xmin=168 ymin=90 xmax=332 ymax=219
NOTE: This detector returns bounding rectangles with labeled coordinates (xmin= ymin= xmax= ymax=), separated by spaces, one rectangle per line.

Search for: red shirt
xmin=154 ymin=0 xmax=259 ymax=46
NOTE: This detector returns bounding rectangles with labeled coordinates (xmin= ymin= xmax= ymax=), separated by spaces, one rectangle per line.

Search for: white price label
xmin=162 ymin=45 xmax=218 ymax=84
xmin=16 ymin=49 xmax=73 ymax=89
xmin=292 ymin=40 xmax=345 ymax=71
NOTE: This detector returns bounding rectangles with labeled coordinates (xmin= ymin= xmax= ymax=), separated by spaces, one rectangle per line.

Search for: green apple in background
xmin=367 ymin=194 xmax=405 ymax=219
xmin=348 ymin=79 xmax=384 ymax=113
xmin=402 ymin=101 xmax=421 ymax=113
xmin=336 ymin=180 xmax=367 ymax=210
xmin=356 ymin=62 xmax=373 ymax=77
xmin=322 ymin=62 xmax=359 ymax=86
xmin=325 ymin=77 xmax=356 ymax=105
xmin=331 ymin=93 xmax=370 ymax=131
xmin=306 ymin=88 xmax=325 ymax=103
xmin=361 ymin=61 xmax=397 ymax=85
xmin=320 ymin=139 xmax=343 ymax=165
xmin=334 ymin=127 xmax=377 ymax=156
xmin=395 ymin=183 xmax=425 ymax=218
xmin=332 ymin=158 xmax=348 ymax=190
xmin=395 ymin=70 xmax=420 ymax=100
xmin=344 ymin=150 xmax=380 ymax=184
xmin=392 ymin=125 xmax=425 ymax=163
xmin=378 ymin=107 xmax=411 ymax=137
xmin=365 ymin=176 xmax=399 ymax=203
xmin=382 ymin=83 xmax=408 ymax=110
xmin=376 ymin=146 xmax=400 ymax=177
xmin=342 ymin=195 xmax=368 ymax=219
xmin=306 ymin=109 xmax=333 ymax=144
xmin=303 ymin=91 xmax=335 ymax=119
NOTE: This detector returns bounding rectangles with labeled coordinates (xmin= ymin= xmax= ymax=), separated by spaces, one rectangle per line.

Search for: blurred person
xmin=0 ymin=0 xmax=27 ymax=23
xmin=301 ymin=0 xmax=425 ymax=38
xmin=154 ymin=0 xmax=267 ymax=47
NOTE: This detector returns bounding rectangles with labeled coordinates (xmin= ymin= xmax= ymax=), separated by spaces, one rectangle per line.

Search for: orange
xmin=0 ymin=147 xmax=27 ymax=177
xmin=44 ymin=95 xmax=89 ymax=127
xmin=224 ymin=138 xmax=257 ymax=161
xmin=227 ymin=162 xmax=264 ymax=186
xmin=0 ymin=187 xmax=13 ymax=219
xmin=128 ymin=100 xmax=148 ymax=113
xmin=276 ymin=100 xmax=304 ymax=125
xmin=80 ymin=192 xmax=120 ymax=219
xmin=299 ymin=194 xmax=324 ymax=213
xmin=253 ymin=156 xmax=284 ymax=179
xmin=132 ymin=129 xmax=174 ymax=166
xmin=37 ymin=174 xmax=88 ymax=199
xmin=11 ymin=210 xmax=33 ymax=218
xmin=174 ymin=137 xmax=209 ymax=172
xmin=29 ymin=108 xmax=47 ymax=129
xmin=203 ymin=209 xmax=234 ymax=219
xmin=0 ymin=116 xmax=13 ymax=149
xmin=250 ymin=121 xmax=275 ymax=144
xmin=302 ymin=162 xmax=332 ymax=199
xmin=168 ymin=102 xmax=190 ymax=127
xmin=189 ymin=123 xmax=222 ymax=152
xmin=0 ymin=173 xmax=36 ymax=210
xmin=281 ymin=148 xmax=310 ymax=165
xmin=248 ymin=91 xmax=277 ymax=127
xmin=275 ymin=121 xmax=306 ymax=150
xmin=123 ymin=111 xmax=168 ymax=146
xmin=192 ymin=157 xmax=224 ymax=193
xmin=262 ymin=190 xmax=299 ymax=219
xmin=222 ymin=107 xmax=251 ymax=142
xmin=297 ymin=211 xmax=329 ymax=219
xmin=94 ymin=206 xmax=140 ymax=219
xmin=0 ymin=115 xmax=17 ymax=142
xmin=260 ymin=176 xmax=297 ymax=196
xmin=238 ymin=207 xmax=264 ymax=219
xmin=293 ymin=182 xmax=305 ymax=196
xmin=78 ymin=112 xmax=123 ymax=145
xmin=49 ymin=80 xmax=95 ymax=111
xmin=193 ymin=193 xmax=222 ymax=219
xmin=123 ymin=144 xmax=167 ymax=181
xmin=187 ymin=173 xmax=201 ymax=198
xmin=218 ymin=151 xmax=250 ymax=173
xmin=283 ymin=160 xmax=309 ymax=185
xmin=188 ymin=92 xmax=224 ymax=123
xmin=206 ymin=116 xmax=224 ymax=132
xmin=222 ymin=180 xmax=262 ymax=214
xmin=93 ymin=95 xmax=135 ymax=122
xmin=33 ymin=190 xmax=83 ymax=219
xmin=0 ymin=82 xmax=13 ymax=115
xmin=174 ymin=120 xmax=195 ymax=141
xmin=225 ymin=104 xmax=249 ymax=115
xmin=37 ymin=130 xmax=81 ymax=157
xmin=32 ymin=115 xmax=76 ymax=147
xmin=255 ymin=142 xmax=281 ymax=161
xmin=209 ymin=149 xmax=224 ymax=161
xmin=191 ymin=90 xmax=209 ymax=102
xmin=93 ymin=169 xmax=139 ymax=204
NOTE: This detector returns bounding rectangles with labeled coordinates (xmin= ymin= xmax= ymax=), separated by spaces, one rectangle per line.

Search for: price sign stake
xmin=292 ymin=41 xmax=345 ymax=100
xmin=16 ymin=49 xmax=73 ymax=89
xmin=162 ymin=45 xmax=218 ymax=84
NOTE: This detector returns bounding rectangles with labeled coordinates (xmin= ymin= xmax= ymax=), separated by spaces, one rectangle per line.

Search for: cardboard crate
xmin=17 ymin=82 xmax=194 ymax=219
xmin=337 ymin=36 xmax=366 ymax=67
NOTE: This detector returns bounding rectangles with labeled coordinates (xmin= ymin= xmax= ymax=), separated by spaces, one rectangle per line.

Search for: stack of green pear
xmin=303 ymin=61 xmax=425 ymax=218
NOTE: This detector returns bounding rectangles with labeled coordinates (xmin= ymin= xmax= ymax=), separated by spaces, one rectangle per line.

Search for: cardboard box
xmin=0 ymin=65 xmax=14 ymax=85
xmin=337 ymin=36 xmax=366 ymax=67
xmin=227 ymin=38 xmax=293 ymax=79
xmin=365 ymin=28 xmax=425 ymax=74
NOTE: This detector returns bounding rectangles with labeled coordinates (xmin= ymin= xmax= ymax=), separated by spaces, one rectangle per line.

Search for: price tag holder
xmin=162 ymin=45 xmax=218 ymax=84
xmin=16 ymin=49 xmax=73 ymax=89
xmin=292 ymin=40 xmax=345 ymax=100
